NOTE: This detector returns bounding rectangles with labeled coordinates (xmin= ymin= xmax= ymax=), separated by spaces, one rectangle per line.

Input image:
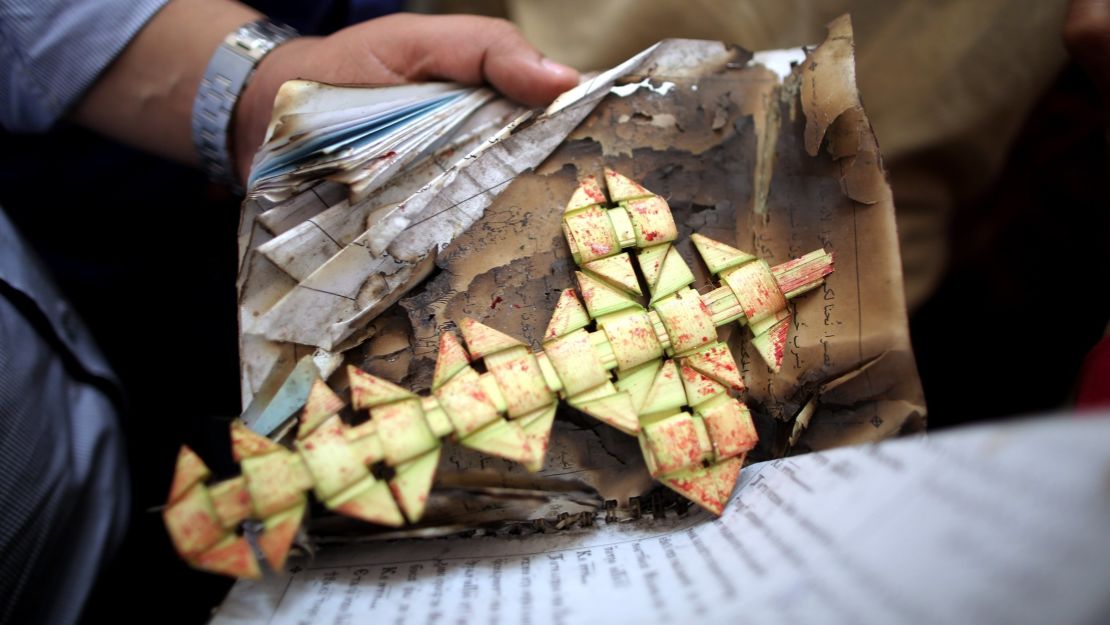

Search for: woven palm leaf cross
xmin=163 ymin=170 xmax=834 ymax=578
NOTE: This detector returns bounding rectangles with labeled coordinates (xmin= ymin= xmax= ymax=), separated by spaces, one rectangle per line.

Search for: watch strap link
xmin=192 ymin=18 xmax=298 ymax=188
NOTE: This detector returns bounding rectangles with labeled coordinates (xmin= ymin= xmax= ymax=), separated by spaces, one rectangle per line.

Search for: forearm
xmin=63 ymin=6 xmax=578 ymax=185
xmin=69 ymin=0 xmax=261 ymax=168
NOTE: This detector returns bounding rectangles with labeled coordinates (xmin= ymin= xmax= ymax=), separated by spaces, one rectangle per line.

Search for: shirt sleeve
xmin=0 ymin=0 xmax=171 ymax=133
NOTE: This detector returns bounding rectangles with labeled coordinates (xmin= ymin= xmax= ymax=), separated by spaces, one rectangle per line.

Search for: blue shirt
xmin=0 ymin=3 xmax=171 ymax=622
xmin=0 ymin=0 xmax=170 ymax=132
xmin=0 ymin=207 xmax=129 ymax=625
xmin=0 ymin=0 xmax=404 ymax=133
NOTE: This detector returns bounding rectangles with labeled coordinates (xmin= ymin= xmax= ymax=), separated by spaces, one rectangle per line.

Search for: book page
xmin=211 ymin=412 xmax=1110 ymax=625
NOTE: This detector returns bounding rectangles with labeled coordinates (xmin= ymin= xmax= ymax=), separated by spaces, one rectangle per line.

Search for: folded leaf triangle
xmin=751 ymin=316 xmax=790 ymax=373
xmin=690 ymin=233 xmax=755 ymax=275
xmin=604 ymin=167 xmax=651 ymax=202
xmin=461 ymin=419 xmax=533 ymax=465
xmin=194 ymin=537 xmax=261 ymax=580
xmin=639 ymin=359 xmax=687 ymax=416
xmin=519 ymin=404 xmax=558 ymax=472
xmin=574 ymin=392 xmax=640 ymax=436
xmin=459 ymin=317 xmax=524 ymax=358
xmin=389 ymin=447 xmax=441 ymax=523
xmin=575 ymin=271 xmax=640 ymax=318
xmin=682 ymin=343 xmax=745 ymax=392
xmin=168 ymin=446 xmax=210 ymax=504
xmin=330 ymin=477 xmax=405 ymax=527
xmin=231 ymin=420 xmax=281 ymax=462
xmin=543 ymin=288 xmax=591 ymax=340
xmin=565 ymin=175 xmax=607 ymax=213
xmin=583 ymin=253 xmax=641 ymax=296
xmin=258 ymin=502 xmax=305 ymax=571
xmin=348 ymin=365 xmax=415 ymax=410
xmin=432 ymin=331 xmax=470 ymax=390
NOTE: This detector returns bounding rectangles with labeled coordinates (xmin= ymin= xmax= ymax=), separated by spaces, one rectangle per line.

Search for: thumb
xmin=475 ymin=23 xmax=581 ymax=106
xmin=371 ymin=14 xmax=580 ymax=106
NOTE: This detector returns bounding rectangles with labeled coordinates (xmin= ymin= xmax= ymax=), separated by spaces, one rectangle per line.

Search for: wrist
xmin=232 ymin=36 xmax=320 ymax=186
xmin=191 ymin=17 xmax=299 ymax=190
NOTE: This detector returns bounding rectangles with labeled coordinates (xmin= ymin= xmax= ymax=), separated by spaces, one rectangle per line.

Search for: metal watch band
xmin=191 ymin=18 xmax=298 ymax=188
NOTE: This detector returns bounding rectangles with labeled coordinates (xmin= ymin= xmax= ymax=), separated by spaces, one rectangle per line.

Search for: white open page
xmin=212 ymin=413 xmax=1110 ymax=625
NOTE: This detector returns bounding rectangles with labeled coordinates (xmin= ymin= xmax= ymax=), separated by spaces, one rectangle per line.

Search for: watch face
xmin=235 ymin=20 xmax=298 ymax=59
xmin=230 ymin=32 xmax=276 ymax=61
xmin=242 ymin=34 xmax=272 ymax=51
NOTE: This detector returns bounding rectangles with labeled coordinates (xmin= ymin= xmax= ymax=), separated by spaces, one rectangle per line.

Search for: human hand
xmin=233 ymin=13 xmax=580 ymax=183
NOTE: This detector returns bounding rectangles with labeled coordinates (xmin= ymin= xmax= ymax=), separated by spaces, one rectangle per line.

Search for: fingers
xmin=363 ymin=14 xmax=580 ymax=106
xmin=235 ymin=14 xmax=581 ymax=181
xmin=1065 ymin=0 xmax=1110 ymax=93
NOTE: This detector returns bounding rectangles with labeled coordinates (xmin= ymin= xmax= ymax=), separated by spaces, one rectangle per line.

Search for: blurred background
xmin=1 ymin=0 xmax=1104 ymax=622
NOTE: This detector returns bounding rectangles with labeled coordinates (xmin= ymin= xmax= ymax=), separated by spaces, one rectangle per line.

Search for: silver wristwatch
xmin=191 ymin=18 xmax=298 ymax=188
